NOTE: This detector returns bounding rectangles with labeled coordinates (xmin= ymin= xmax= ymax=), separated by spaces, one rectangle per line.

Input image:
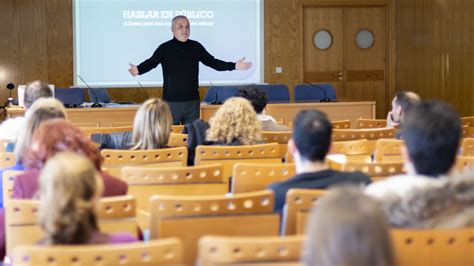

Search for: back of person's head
xmin=206 ymin=97 xmax=262 ymax=145
xmin=23 ymin=119 xmax=102 ymax=170
xmin=23 ymin=80 xmax=53 ymax=108
xmin=234 ymin=85 xmax=268 ymax=114
xmin=14 ymin=98 xmax=67 ymax=162
xmin=292 ymin=109 xmax=332 ymax=162
xmin=402 ymin=100 xmax=461 ymax=177
xmin=303 ymin=186 xmax=394 ymax=266
xmin=131 ymin=98 xmax=172 ymax=150
xmin=394 ymin=91 xmax=420 ymax=115
xmin=39 ymin=151 xmax=103 ymax=245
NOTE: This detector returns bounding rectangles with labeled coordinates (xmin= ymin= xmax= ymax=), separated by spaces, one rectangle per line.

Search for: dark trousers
xmin=167 ymin=100 xmax=201 ymax=125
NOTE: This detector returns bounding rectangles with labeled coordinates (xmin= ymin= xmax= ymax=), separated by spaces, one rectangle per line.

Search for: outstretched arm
xmin=129 ymin=45 xmax=164 ymax=77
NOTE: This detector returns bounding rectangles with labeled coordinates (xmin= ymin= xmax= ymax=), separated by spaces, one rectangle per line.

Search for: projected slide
xmin=73 ymin=0 xmax=262 ymax=87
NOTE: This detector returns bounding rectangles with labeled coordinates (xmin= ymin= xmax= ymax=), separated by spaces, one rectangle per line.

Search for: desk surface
xmin=6 ymin=101 xmax=375 ymax=127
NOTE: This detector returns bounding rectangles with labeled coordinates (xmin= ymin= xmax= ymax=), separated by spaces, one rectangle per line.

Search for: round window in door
xmin=313 ymin=29 xmax=333 ymax=50
xmin=356 ymin=29 xmax=375 ymax=49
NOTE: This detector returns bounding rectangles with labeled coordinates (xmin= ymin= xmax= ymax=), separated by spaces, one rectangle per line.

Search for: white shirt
xmin=0 ymin=116 xmax=25 ymax=142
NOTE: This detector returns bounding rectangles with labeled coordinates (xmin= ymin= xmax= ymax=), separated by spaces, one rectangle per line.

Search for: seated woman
xmin=13 ymin=119 xmax=127 ymax=199
xmin=0 ymin=98 xmax=67 ymax=208
xmin=38 ymin=151 xmax=136 ymax=244
xmin=303 ymin=186 xmax=394 ymax=266
xmin=94 ymin=98 xmax=172 ymax=150
xmin=206 ymin=97 xmax=262 ymax=145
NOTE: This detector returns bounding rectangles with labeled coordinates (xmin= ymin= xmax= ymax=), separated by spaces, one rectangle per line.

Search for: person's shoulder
xmin=365 ymin=174 xmax=429 ymax=198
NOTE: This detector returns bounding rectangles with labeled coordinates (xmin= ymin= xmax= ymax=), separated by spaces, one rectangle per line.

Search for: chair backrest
xmin=282 ymin=189 xmax=327 ymax=235
xmin=0 ymin=152 xmax=16 ymax=168
xmin=55 ymin=88 xmax=85 ymax=106
xmin=454 ymin=156 xmax=474 ymax=172
xmin=171 ymin=125 xmax=184 ymax=134
xmin=355 ymin=118 xmax=387 ymax=129
xmin=80 ymin=126 xmax=133 ymax=137
xmin=257 ymin=84 xmax=290 ymax=103
xmin=13 ymin=238 xmax=184 ymax=266
xmin=460 ymin=116 xmax=474 ymax=127
xmin=121 ymin=164 xmax=226 ymax=211
xmin=294 ymin=84 xmax=336 ymax=102
xmin=168 ymin=133 xmax=188 ymax=147
xmin=461 ymin=125 xmax=473 ymax=138
xmin=203 ymin=86 xmax=239 ymax=103
xmin=2 ymin=170 xmax=24 ymax=206
xmin=331 ymin=119 xmax=351 ymax=129
xmin=261 ymin=131 xmax=292 ymax=159
xmin=101 ymin=147 xmax=187 ymax=177
xmin=149 ymin=190 xmax=280 ymax=266
xmin=327 ymin=139 xmax=375 ymax=164
xmin=87 ymin=87 xmax=111 ymax=103
xmin=5 ymin=196 xmax=137 ymax=257
xmin=332 ymin=128 xmax=396 ymax=142
xmin=391 ymin=227 xmax=474 ymax=266
xmin=194 ymin=143 xmax=281 ymax=183
xmin=231 ymin=163 xmax=296 ymax=193
xmin=461 ymin=138 xmax=474 ymax=156
xmin=374 ymin=138 xmax=404 ymax=162
xmin=341 ymin=161 xmax=405 ymax=182
xmin=198 ymin=235 xmax=304 ymax=266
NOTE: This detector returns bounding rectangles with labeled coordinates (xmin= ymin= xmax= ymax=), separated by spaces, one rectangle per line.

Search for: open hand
xmin=128 ymin=63 xmax=139 ymax=77
xmin=235 ymin=57 xmax=252 ymax=70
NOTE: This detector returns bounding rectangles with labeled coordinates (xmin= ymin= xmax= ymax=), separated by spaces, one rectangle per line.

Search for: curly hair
xmin=206 ymin=97 xmax=262 ymax=145
xmin=23 ymin=119 xmax=103 ymax=170
xmin=39 ymin=152 xmax=103 ymax=245
xmin=131 ymin=98 xmax=172 ymax=150
xmin=234 ymin=85 xmax=268 ymax=113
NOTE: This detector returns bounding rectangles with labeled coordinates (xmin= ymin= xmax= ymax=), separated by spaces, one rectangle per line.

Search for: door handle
xmin=332 ymin=72 xmax=344 ymax=77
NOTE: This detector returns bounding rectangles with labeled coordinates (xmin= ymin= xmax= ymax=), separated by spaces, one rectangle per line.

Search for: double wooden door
xmin=303 ymin=6 xmax=387 ymax=118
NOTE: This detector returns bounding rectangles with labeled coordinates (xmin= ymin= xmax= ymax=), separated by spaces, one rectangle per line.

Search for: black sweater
xmin=137 ymin=38 xmax=236 ymax=102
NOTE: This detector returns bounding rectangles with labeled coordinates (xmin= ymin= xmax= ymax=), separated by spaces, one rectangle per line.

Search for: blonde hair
xmin=206 ymin=97 xmax=262 ymax=145
xmin=38 ymin=152 xmax=104 ymax=245
xmin=14 ymin=98 xmax=67 ymax=162
xmin=131 ymin=98 xmax=172 ymax=150
xmin=303 ymin=186 xmax=394 ymax=266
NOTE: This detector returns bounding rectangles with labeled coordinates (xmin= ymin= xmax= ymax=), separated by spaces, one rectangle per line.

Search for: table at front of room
xmin=200 ymin=101 xmax=376 ymax=126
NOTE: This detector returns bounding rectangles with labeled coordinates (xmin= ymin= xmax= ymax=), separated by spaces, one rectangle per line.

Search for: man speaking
xmin=129 ymin=15 xmax=252 ymax=125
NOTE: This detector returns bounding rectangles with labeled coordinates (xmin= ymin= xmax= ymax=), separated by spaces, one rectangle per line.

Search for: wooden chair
xmin=391 ymin=227 xmax=474 ymax=266
xmin=332 ymin=128 xmax=396 ymax=142
xmin=0 ymin=152 xmax=16 ymax=168
xmin=198 ymin=235 xmax=304 ymax=266
xmin=171 ymin=125 xmax=184 ymax=134
xmin=461 ymin=125 xmax=474 ymax=139
xmin=374 ymin=139 xmax=404 ymax=162
xmin=327 ymin=139 xmax=374 ymax=165
xmin=289 ymin=119 xmax=350 ymax=129
xmin=2 ymin=170 xmax=24 ymax=206
xmin=13 ymin=238 xmax=184 ymax=266
xmin=149 ymin=190 xmax=280 ymax=266
xmin=194 ymin=143 xmax=281 ymax=183
xmin=282 ymin=189 xmax=327 ymax=235
xmin=121 ymin=164 xmax=227 ymax=211
xmin=355 ymin=118 xmax=387 ymax=129
xmin=168 ymin=133 xmax=188 ymax=147
xmin=461 ymin=138 xmax=474 ymax=156
xmin=5 ymin=195 xmax=137 ymax=257
xmin=460 ymin=116 xmax=474 ymax=127
xmin=341 ymin=161 xmax=405 ymax=182
xmin=231 ymin=163 xmax=296 ymax=193
xmin=261 ymin=131 xmax=291 ymax=159
xmin=79 ymin=126 xmax=133 ymax=137
xmin=454 ymin=156 xmax=474 ymax=172
xmin=101 ymin=147 xmax=187 ymax=177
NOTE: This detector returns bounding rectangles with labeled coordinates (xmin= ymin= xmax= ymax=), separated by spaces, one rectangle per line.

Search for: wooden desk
xmin=6 ymin=106 xmax=139 ymax=127
xmin=201 ymin=101 xmax=376 ymax=126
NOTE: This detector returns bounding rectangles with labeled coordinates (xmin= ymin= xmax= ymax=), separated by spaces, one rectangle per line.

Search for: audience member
xmin=268 ymin=110 xmax=371 ymax=213
xmin=366 ymin=100 xmax=465 ymax=228
xmin=0 ymin=80 xmax=53 ymax=142
xmin=13 ymin=119 xmax=127 ymax=199
xmin=234 ymin=85 xmax=289 ymax=131
xmin=0 ymin=98 xmax=66 ymax=208
xmin=303 ymin=186 xmax=394 ymax=266
xmin=206 ymin=97 xmax=262 ymax=145
xmin=386 ymin=91 xmax=420 ymax=136
xmin=93 ymin=98 xmax=173 ymax=150
xmin=38 ymin=152 xmax=137 ymax=245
